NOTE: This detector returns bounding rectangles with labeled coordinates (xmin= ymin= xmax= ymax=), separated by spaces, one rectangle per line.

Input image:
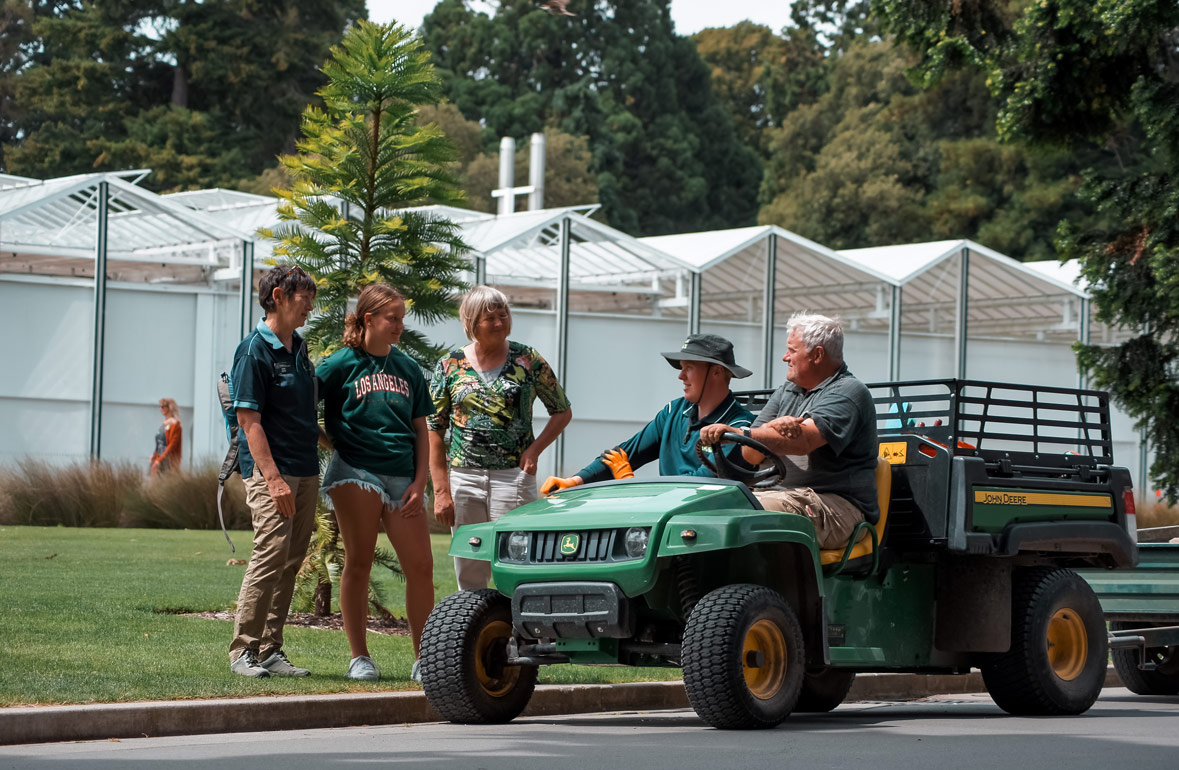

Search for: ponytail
xmin=343 ymin=284 xmax=405 ymax=349
xmin=342 ymin=311 xmax=365 ymax=349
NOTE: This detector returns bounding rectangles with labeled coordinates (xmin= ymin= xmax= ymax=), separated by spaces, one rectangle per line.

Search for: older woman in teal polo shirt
xmin=228 ymin=264 xmax=320 ymax=679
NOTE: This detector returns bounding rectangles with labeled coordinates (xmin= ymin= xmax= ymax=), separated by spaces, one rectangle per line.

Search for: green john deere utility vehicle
xmin=420 ymin=379 xmax=1179 ymax=729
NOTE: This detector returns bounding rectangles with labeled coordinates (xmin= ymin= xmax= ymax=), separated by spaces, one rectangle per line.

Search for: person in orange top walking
xmin=150 ymin=397 xmax=182 ymax=474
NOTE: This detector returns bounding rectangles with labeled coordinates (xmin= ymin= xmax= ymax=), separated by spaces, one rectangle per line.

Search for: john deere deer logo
xmin=560 ymin=533 xmax=580 ymax=556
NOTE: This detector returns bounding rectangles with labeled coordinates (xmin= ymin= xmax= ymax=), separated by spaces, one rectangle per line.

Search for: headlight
xmin=624 ymin=527 xmax=650 ymax=558
xmin=507 ymin=531 xmax=530 ymax=562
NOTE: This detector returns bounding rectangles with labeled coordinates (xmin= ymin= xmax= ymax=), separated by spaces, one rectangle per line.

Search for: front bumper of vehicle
xmin=511 ymin=581 xmax=633 ymax=639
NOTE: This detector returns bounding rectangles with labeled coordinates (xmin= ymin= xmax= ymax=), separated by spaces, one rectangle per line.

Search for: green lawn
xmin=0 ymin=526 xmax=677 ymax=706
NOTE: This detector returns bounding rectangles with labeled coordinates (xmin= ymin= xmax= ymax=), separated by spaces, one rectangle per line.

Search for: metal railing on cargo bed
xmin=736 ymin=379 xmax=1114 ymax=479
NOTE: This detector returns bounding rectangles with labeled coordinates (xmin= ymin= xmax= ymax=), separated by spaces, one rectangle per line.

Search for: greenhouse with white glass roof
xmin=0 ymin=170 xmax=1152 ymax=495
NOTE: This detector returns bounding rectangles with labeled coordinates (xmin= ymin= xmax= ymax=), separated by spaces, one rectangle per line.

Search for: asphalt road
xmin=3 ymin=689 xmax=1177 ymax=769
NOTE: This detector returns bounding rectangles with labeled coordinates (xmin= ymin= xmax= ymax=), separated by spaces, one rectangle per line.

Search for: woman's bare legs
xmin=380 ymin=504 xmax=435 ymax=657
xmin=327 ymin=483 xmax=383 ymax=659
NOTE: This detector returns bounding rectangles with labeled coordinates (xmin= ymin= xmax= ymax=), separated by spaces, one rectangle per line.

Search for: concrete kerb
xmin=0 ymin=668 xmax=1125 ymax=746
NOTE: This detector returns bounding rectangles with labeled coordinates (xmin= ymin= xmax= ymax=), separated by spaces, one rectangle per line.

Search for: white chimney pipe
xmin=497 ymin=136 xmax=516 ymax=216
xmin=528 ymin=132 xmax=545 ymax=211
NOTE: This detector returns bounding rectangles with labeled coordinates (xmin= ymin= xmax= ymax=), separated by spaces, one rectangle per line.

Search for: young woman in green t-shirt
xmin=317 ymin=284 xmax=435 ymax=682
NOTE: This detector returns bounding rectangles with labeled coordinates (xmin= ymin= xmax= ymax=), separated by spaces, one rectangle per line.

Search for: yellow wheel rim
xmin=1046 ymin=608 xmax=1088 ymax=681
xmin=742 ymin=619 xmax=788 ymax=699
xmin=474 ymin=619 xmax=519 ymax=697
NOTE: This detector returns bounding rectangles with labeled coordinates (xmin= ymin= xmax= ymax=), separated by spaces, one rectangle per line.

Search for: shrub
xmin=1138 ymin=500 xmax=1179 ymax=530
xmin=0 ymin=459 xmax=140 ymax=527
xmin=291 ymin=507 xmax=405 ymax=616
xmin=0 ymin=459 xmax=250 ymax=530
xmin=123 ymin=463 xmax=251 ymax=530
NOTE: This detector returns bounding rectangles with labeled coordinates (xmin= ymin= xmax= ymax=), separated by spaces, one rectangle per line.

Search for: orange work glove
xmin=541 ymin=476 xmax=583 ymax=496
xmin=601 ymin=448 xmax=635 ymax=479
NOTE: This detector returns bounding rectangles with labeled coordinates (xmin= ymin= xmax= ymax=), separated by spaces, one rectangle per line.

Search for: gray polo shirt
xmin=753 ymin=364 xmax=879 ymax=523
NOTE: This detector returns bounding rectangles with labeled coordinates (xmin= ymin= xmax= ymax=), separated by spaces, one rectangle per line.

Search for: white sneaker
xmin=230 ymin=649 xmax=270 ymax=678
xmin=410 ymin=659 xmax=422 ymax=683
xmin=347 ymin=655 xmax=381 ymax=681
xmin=260 ymin=649 xmax=310 ymax=677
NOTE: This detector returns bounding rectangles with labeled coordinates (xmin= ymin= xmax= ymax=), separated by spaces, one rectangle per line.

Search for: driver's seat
xmin=818 ymin=456 xmax=892 ymax=574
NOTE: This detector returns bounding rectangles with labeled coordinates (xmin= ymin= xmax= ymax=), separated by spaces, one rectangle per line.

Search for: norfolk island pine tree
xmin=259 ymin=20 xmax=471 ymax=619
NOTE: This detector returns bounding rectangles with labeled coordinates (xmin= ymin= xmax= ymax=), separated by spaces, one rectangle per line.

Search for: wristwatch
xmin=742 ymin=427 xmax=752 ymax=439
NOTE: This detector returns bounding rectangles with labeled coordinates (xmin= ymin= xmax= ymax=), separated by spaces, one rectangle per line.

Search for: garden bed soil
xmin=185 ymin=610 xmax=410 ymax=635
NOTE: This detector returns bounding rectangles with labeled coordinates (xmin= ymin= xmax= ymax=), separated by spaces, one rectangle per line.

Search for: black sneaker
xmin=230 ymin=649 xmax=271 ymax=678
xmin=260 ymin=649 xmax=310 ymax=677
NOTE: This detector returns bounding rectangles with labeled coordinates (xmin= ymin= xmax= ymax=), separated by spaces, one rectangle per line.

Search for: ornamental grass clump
xmin=0 ymin=459 xmax=138 ymax=527
xmin=123 ymin=463 xmax=251 ymax=531
xmin=0 ymin=459 xmax=250 ymax=530
xmin=1138 ymin=500 xmax=1179 ymax=530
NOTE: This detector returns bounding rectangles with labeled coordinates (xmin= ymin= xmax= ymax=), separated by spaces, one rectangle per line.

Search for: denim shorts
xmin=321 ymin=452 xmax=412 ymax=511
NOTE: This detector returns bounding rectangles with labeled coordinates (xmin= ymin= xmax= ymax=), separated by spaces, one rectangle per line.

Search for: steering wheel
xmin=695 ymin=432 xmax=788 ymax=489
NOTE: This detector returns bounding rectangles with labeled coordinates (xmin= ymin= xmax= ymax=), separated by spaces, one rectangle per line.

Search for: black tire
xmin=419 ymin=589 xmax=537 ymax=724
xmin=682 ymin=584 xmax=805 ymax=729
xmin=1110 ymin=621 xmax=1179 ymax=695
xmin=981 ymin=568 xmax=1108 ymax=715
xmin=795 ymin=667 xmax=856 ymax=712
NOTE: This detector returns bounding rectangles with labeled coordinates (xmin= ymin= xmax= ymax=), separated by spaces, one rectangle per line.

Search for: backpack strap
xmin=216 ymin=482 xmax=236 ymax=553
xmin=216 ymin=372 xmax=239 ymax=552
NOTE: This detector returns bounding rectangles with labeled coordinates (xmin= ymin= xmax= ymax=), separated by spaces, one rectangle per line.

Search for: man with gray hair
xmin=700 ymin=312 xmax=879 ymax=550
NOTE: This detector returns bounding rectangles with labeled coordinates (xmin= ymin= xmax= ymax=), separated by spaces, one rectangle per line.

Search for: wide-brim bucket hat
xmin=661 ymin=333 xmax=753 ymax=379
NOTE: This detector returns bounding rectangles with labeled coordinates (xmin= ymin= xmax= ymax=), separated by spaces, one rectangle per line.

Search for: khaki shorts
xmin=449 ymin=466 xmax=537 ymax=590
xmin=753 ymin=487 xmax=866 ymax=550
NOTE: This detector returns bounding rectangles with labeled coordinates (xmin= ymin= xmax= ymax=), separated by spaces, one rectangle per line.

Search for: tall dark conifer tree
xmin=7 ymin=0 xmax=363 ymax=189
xmin=421 ymin=0 xmax=760 ymax=236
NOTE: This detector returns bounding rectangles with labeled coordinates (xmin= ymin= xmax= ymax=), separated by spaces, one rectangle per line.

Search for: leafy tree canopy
xmin=879 ymin=0 xmax=1179 ymax=500
xmin=753 ymin=30 xmax=1099 ymax=257
xmin=420 ymin=0 xmax=760 ymax=235
xmin=0 ymin=0 xmax=48 ymax=171
xmin=5 ymin=0 xmax=363 ymax=189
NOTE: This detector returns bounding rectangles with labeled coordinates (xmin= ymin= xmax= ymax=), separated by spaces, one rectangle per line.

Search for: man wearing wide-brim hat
xmin=541 ymin=334 xmax=755 ymax=493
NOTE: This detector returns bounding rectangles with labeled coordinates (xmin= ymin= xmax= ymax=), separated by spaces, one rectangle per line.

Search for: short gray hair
xmin=788 ymin=312 xmax=844 ymax=363
xmin=459 ymin=285 xmax=512 ymax=340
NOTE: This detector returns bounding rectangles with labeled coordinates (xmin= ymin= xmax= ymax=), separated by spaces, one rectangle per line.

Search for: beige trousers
xmin=753 ymin=487 xmax=867 ymax=550
xmin=229 ymin=469 xmax=319 ymax=663
xmin=449 ymin=467 xmax=536 ymax=590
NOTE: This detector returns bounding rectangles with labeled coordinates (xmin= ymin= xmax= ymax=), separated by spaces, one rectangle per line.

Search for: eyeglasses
xmin=276 ymin=265 xmax=308 ymax=278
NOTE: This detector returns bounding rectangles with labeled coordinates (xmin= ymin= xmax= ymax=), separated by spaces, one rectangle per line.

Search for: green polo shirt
xmin=230 ymin=320 xmax=320 ymax=478
xmin=317 ymin=345 xmax=434 ymax=477
xmin=753 ymin=364 xmax=880 ymax=523
xmin=578 ymin=392 xmax=755 ymax=483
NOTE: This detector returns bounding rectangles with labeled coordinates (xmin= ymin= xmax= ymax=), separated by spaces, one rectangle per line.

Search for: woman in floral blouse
xmin=427 ymin=286 xmax=573 ymax=590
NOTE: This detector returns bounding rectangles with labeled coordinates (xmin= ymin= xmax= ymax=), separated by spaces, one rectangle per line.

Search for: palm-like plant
xmin=295 ymin=507 xmax=344 ymax=616
xmin=262 ymin=20 xmax=470 ymax=364
xmin=266 ymin=21 xmax=471 ymax=613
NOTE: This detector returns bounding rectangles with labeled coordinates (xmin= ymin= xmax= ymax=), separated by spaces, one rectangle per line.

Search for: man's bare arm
xmin=701 ymin=418 xmax=828 ymax=465
xmin=744 ymin=418 xmax=826 ymax=459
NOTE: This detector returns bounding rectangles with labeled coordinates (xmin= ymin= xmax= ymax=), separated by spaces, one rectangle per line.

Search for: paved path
xmin=0 ymin=671 xmax=995 ymax=746
xmin=2 ymin=669 xmax=1131 ymax=746
xmin=2 ymin=688 xmax=1176 ymax=770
